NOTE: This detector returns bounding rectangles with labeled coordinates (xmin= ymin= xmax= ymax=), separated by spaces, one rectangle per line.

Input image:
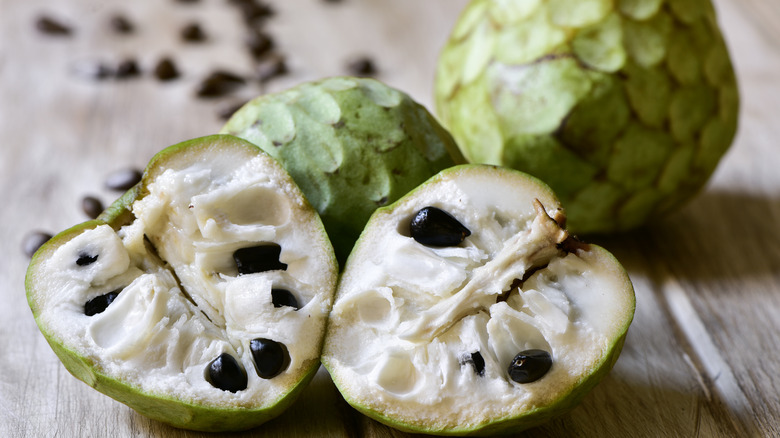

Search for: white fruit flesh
xmin=32 ymin=151 xmax=335 ymax=409
xmin=323 ymin=166 xmax=634 ymax=431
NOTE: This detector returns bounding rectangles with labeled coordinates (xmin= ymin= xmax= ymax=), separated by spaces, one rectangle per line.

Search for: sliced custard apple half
xmin=220 ymin=76 xmax=464 ymax=265
xmin=435 ymin=0 xmax=739 ymax=234
xmin=25 ymin=135 xmax=338 ymax=431
xmin=322 ymin=165 xmax=635 ymax=435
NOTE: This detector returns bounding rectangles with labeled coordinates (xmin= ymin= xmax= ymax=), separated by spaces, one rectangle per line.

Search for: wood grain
xmin=1 ymin=0 xmax=778 ymax=436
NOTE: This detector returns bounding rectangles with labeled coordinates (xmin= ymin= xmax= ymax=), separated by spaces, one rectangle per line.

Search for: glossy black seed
xmin=104 ymin=168 xmax=142 ymax=191
xmin=76 ymin=253 xmax=98 ymax=266
xmin=109 ymin=14 xmax=134 ymax=34
xmin=181 ymin=22 xmax=206 ymax=42
xmin=115 ymin=58 xmax=141 ymax=78
xmin=195 ymin=70 xmax=245 ymax=98
xmin=154 ymin=57 xmax=180 ymax=81
xmin=84 ymin=290 xmax=120 ymax=316
xmin=22 ymin=231 xmax=53 ymax=258
xmin=206 ymin=353 xmax=248 ymax=393
xmin=346 ymin=56 xmax=377 ymax=77
xmin=234 ymin=244 xmax=287 ymax=275
xmin=410 ymin=206 xmax=471 ymax=247
xmin=508 ymin=349 xmax=552 ymax=384
xmin=35 ymin=15 xmax=73 ymax=36
xmin=81 ymin=196 xmax=104 ymax=219
xmin=460 ymin=351 xmax=486 ymax=377
xmin=271 ymin=289 xmax=299 ymax=310
xmin=256 ymin=53 xmax=287 ymax=83
xmin=250 ymin=338 xmax=289 ymax=379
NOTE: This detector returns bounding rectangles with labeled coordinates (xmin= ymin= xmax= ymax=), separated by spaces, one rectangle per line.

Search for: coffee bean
xmin=22 ymin=231 xmax=53 ymax=258
xmin=181 ymin=22 xmax=206 ymax=42
xmin=346 ymin=56 xmax=377 ymax=77
xmin=81 ymin=196 xmax=104 ymax=219
xmin=250 ymin=338 xmax=289 ymax=379
xmin=109 ymin=14 xmax=134 ymax=34
xmin=206 ymin=353 xmax=248 ymax=393
xmin=195 ymin=71 xmax=245 ymax=98
xmin=233 ymin=244 xmax=287 ymax=275
xmin=35 ymin=15 xmax=73 ymax=36
xmin=104 ymin=168 xmax=142 ymax=191
xmin=154 ymin=57 xmax=180 ymax=81
xmin=256 ymin=53 xmax=287 ymax=83
xmin=410 ymin=206 xmax=471 ymax=247
xmin=508 ymin=349 xmax=552 ymax=384
xmin=115 ymin=58 xmax=141 ymax=79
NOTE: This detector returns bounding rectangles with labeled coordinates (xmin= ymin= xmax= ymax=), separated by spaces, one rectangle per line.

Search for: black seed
xmin=35 ymin=15 xmax=73 ymax=36
xmin=233 ymin=244 xmax=287 ymax=275
xmin=246 ymin=30 xmax=274 ymax=60
xmin=346 ymin=56 xmax=377 ymax=77
xmin=256 ymin=53 xmax=287 ymax=83
xmin=22 ymin=231 xmax=53 ymax=258
xmin=115 ymin=58 xmax=141 ymax=78
xmin=195 ymin=70 xmax=245 ymax=98
xmin=109 ymin=14 xmax=134 ymax=34
xmin=250 ymin=338 xmax=289 ymax=379
xmin=104 ymin=168 xmax=142 ymax=191
xmin=410 ymin=206 xmax=471 ymax=247
xmin=181 ymin=22 xmax=206 ymax=42
xmin=84 ymin=289 xmax=120 ymax=316
xmin=76 ymin=252 xmax=98 ymax=266
xmin=154 ymin=57 xmax=180 ymax=81
xmin=81 ymin=196 xmax=104 ymax=219
xmin=460 ymin=351 xmax=486 ymax=377
xmin=271 ymin=289 xmax=299 ymax=310
xmin=206 ymin=353 xmax=248 ymax=392
xmin=508 ymin=349 xmax=552 ymax=384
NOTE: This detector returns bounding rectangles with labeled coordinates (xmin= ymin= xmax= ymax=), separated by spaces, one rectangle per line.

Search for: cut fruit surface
xmin=25 ymin=135 xmax=338 ymax=431
xmin=322 ymin=164 xmax=635 ymax=436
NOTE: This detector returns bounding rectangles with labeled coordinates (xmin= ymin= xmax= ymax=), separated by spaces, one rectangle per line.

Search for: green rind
xmin=221 ymin=76 xmax=464 ymax=265
xmin=322 ymin=164 xmax=636 ymax=436
xmin=25 ymin=134 xmax=331 ymax=431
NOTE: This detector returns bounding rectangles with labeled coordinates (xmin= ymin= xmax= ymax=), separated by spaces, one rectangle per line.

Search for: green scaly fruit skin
xmin=25 ymin=135 xmax=327 ymax=432
xmin=435 ymin=0 xmax=739 ymax=234
xmin=322 ymin=164 xmax=636 ymax=436
xmin=221 ymin=76 xmax=465 ymax=266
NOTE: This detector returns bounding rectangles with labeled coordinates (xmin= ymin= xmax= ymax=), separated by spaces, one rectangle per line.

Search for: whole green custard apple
xmin=435 ymin=0 xmax=739 ymax=234
xmin=221 ymin=76 xmax=464 ymax=264
xmin=322 ymin=164 xmax=635 ymax=435
xmin=25 ymin=135 xmax=338 ymax=431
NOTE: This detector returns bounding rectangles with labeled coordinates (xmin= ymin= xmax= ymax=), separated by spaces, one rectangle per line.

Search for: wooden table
xmin=2 ymin=0 xmax=778 ymax=436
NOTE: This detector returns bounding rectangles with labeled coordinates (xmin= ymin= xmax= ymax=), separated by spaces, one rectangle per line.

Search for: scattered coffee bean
xmin=233 ymin=244 xmax=287 ymax=275
xmin=81 ymin=195 xmax=104 ymax=219
xmin=217 ymin=100 xmax=248 ymax=121
xmin=35 ymin=15 xmax=73 ymax=36
xmin=461 ymin=351 xmax=486 ymax=377
xmin=104 ymin=168 xmax=142 ymax=191
xmin=154 ymin=57 xmax=180 ymax=81
xmin=109 ymin=14 xmax=134 ymax=34
xmin=206 ymin=353 xmax=248 ymax=393
xmin=508 ymin=349 xmax=552 ymax=384
xmin=76 ymin=252 xmax=99 ymax=266
xmin=250 ymin=338 xmax=289 ymax=379
xmin=246 ymin=30 xmax=274 ymax=60
xmin=346 ymin=56 xmax=377 ymax=77
xmin=410 ymin=206 xmax=471 ymax=247
xmin=22 ymin=231 xmax=53 ymax=258
xmin=84 ymin=290 xmax=120 ymax=316
xmin=256 ymin=53 xmax=288 ymax=83
xmin=115 ymin=58 xmax=141 ymax=79
xmin=196 ymin=70 xmax=245 ymax=98
xmin=181 ymin=22 xmax=207 ymax=42
xmin=271 ymin=289 xmax=300 ymax=310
